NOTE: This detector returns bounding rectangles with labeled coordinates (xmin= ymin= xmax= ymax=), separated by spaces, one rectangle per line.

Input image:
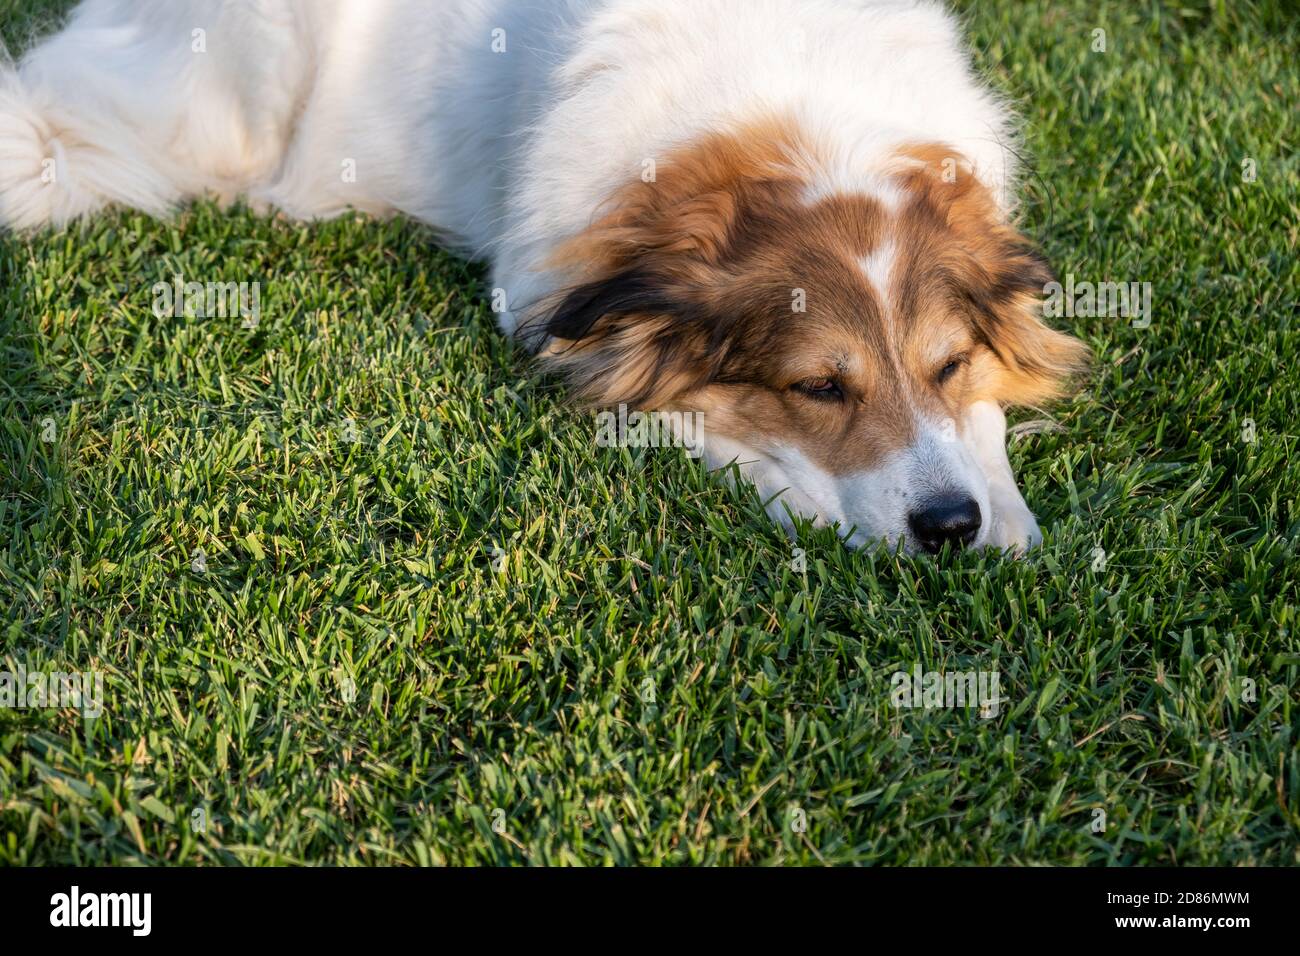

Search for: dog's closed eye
xmin=793 ymin=377 xmax=844 ymax=400
xmin=935 ymin=355 xmax=967 ymax=385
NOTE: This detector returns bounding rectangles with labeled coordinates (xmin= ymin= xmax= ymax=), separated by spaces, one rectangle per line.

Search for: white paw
xmin=984 ymin=489 xmax=1043 ymax=556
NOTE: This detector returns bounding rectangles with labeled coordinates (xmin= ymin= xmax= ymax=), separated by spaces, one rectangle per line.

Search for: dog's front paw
xmin=984 ymin=489 xmax=1043 ymax=556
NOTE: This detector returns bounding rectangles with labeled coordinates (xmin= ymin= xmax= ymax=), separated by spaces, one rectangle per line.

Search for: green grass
xmin=1 ymin=0 xmax=1297 ymax=866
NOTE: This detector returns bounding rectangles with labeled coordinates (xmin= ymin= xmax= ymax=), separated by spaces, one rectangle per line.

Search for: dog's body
xmin=0 ymin=0 xmax=1086 ymax=553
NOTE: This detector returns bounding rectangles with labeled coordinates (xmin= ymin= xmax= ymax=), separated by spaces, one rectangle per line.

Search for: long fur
xmin=1 ymin=0 xmax=1014 ymax=300
xmin=0 ymin=0 xmax=1086 ymax=554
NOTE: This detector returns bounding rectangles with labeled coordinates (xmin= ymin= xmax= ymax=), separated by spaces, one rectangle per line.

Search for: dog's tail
xmin=0 ymin=40 xmax=179 ymax=230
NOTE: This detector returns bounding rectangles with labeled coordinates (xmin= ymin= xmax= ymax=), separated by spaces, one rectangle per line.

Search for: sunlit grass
xmin=0 ymin=0 xmax=1296 ymax=864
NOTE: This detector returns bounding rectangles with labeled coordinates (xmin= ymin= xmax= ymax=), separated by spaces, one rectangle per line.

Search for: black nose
xmin=908 ymin=496 xmax=981 ymax=553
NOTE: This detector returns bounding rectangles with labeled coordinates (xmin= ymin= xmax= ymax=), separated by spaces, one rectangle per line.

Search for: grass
xmin=1 ymin=0 xmax=1297 ymax=866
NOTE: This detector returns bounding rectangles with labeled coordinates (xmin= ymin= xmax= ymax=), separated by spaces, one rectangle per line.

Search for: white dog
xmin=0 ymin=0 xmax=1086 ymax=553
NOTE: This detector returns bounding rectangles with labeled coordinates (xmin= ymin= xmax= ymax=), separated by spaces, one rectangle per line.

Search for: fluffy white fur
xmin=0 ymin=0 xmax=1041 ymax=552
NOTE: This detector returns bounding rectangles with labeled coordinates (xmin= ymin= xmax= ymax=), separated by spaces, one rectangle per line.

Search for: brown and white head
xmin=536 ymin=122 xmax=1088 ymax=555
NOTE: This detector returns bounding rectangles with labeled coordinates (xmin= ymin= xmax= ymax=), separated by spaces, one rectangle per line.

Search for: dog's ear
xmin=961 ymin=231 xmax=1090 ymax=406
xmin=544 ymin=269 xmax=678 ymax=343
xmin=537 ymin=121 xmax=806 ymax=408
xmin=539 ymin=267 xmax=714 ymax=409
xmin=893 ymin=145 xmax=1090 ymax=406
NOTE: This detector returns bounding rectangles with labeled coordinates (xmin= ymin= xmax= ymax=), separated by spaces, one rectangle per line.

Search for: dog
xmin=0 ymin=0 xmax=1088 ymax=554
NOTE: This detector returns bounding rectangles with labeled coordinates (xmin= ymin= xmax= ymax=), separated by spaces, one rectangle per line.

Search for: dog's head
xmin=538 ymin=123 xmax=1088 ymax=552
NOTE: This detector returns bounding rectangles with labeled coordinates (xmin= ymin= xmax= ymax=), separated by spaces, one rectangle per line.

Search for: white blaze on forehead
xmin=801 ymin=176 xmax=905 ymax=211
xmin=859 ymin=241 xmax=897 ymax=304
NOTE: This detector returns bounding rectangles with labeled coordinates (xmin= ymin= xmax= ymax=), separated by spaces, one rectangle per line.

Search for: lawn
xmin=0 ymin=0 xmax=1296 ymax=866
